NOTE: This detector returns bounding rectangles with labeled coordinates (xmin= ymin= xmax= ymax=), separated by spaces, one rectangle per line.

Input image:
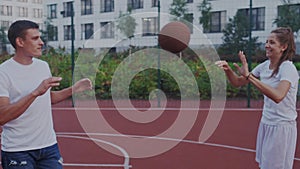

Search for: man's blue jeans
xmin=1 ymin=143 xmax=63 ymax=169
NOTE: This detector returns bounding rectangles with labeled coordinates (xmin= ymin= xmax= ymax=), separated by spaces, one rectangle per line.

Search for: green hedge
xmin=1 ymin=50 xmax=299 ymax=100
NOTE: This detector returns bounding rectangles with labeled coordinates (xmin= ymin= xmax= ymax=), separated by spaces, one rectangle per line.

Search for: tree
xmin=273 ymin=0 xmax=300 ymax=36
xmin=41 ymin=18 xmax=57 ymax=49
xmin=0 ymin=27 xmax=8 ymax=54
xmin=169 ymin=0 xmax=194 ymax=35
xmin=198 ymin=0 xmax=212 ymax=32
xmin=116 ymin=9 xmax=137 ymax=39
xmin=116 ymin=8 xmax=137 ymax=54
xmin=169 ymin=0 xmax=193 ymax=23
xmin=218 ymin=10 xmax=260 ymax=60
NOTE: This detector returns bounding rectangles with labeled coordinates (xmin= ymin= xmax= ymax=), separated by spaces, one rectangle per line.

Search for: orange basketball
xmin=158 ymin=21 xmax=191 ymax=53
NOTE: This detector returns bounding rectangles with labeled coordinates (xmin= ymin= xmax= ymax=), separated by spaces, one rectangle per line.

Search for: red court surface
xmin=1 ymin=100 xmax=300 ymax=169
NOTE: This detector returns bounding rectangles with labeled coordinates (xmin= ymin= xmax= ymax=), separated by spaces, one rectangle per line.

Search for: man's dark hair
xmin=8 ymin=20 xmax=39 ymax=49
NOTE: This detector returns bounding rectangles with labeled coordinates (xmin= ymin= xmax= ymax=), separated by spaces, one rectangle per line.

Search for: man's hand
xmin=32 ymin=77 xmax=62 ymax=97
xmin=72 ymin=78 xmax=93 ymax=93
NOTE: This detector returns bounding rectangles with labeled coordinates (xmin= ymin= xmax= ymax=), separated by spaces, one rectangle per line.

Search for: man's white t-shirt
xmin=252 ymin=60 xmax=299 ymax=125
xmin=0 ymin=58 xmax=57 ymax=152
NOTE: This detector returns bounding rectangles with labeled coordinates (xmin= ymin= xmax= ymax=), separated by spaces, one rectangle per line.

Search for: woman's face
xmin=265 ymin=33 xmax=286 ymax=59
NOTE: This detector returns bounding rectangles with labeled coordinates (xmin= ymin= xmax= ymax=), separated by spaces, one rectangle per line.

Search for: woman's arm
xmin=215 ymin=60 xmax=249 ymax=87
xmin=247 ymin=73 xmax=290 ymax=103
xmin=235 ymin=51 xmax=290 ymax=103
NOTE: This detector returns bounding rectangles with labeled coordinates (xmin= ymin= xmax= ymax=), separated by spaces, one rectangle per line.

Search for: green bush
xmin=1 ymin=49 xmax=298 ymax=100
xmin=40 ymin=49 xmax=73 ymax=91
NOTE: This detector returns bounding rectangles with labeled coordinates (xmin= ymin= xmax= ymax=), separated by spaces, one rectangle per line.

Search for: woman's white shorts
xmin=255 ymin=121 xmax=297 ymax=169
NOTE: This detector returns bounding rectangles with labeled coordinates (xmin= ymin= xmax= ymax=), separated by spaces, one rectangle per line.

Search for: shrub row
xmin=1 ymin=49 xmax=299 ymax=100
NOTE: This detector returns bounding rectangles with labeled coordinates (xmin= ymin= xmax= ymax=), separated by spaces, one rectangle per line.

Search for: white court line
xmin=57 ymin=132 xmax=255 ymax=152
xmin=57 ymin=132 xmax=300 ymax=162
xmin=0 ymin=134 xmax=131 ymax=168
xmin=57 ymin=134 xmax=132 ymax=168
xmin=63 ymin=163 xmax=129 ymax=167
xmin=53 ymin=107 xmax=300 ymax=112
xmin=53 ymin=107 xmax=265 ymax=111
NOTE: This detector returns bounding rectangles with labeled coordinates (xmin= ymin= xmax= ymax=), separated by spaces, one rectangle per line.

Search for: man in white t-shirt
xmin=0 ymin=20 xmax=92 ymax=169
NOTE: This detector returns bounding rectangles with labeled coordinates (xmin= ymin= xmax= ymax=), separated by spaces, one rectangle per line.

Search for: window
xmin=128 ymin=0 xmax=143 ymax=10
xmin=32 ymin=0 xmax=42 ymax=4
xmin=187 ymin=0 xmax=193 ymax=3
xmin=142 ymin=17 xmax=158 ymax=36
xmin=0 ymin=20 xmax=11 ymax=30
xmin=81 ymin=23 xmax=94 ymax=39
xmin=64 ymin=25 xmax=73 ymax=40
xmin=33 ymin=8 xmax=43 ymax=18
xmin=47 ymin=4 xmax=57 ymax=19
xmin=100 ymin=22 xmax=114 ymax=39
xmin=81 ymin=0 xmax=93 ymax=15
xmin=278 ymin=3 xmax=300 ymax=14
xmin=47 ymin=25 xmax=58 ymax=41
xmin=185 ymin=13 xmax=194 ymax=33
xmin=238 ymin=7 xmax=265 ymax=31
xmin=100 ymin=0 xmax=114 ymax=13
xmin=277 ymin=4 xmax=300 ymax=25
xmin=62 ymin=2 xmax=73 ymax=17
xmin=18 ymin=7 xmax=28 ymax=17
xmin=152 ymin=0 xmax=158 ymax=7
xmin=207 ymin=10 xmax=226 ymax=33
xmin=0 ymin=5 xmax=12 ymax=16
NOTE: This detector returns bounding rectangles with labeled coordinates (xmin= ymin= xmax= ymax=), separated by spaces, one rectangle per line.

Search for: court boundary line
xmin=57 ymin=132 xmax=300 ymax=162
xmin=53 ymin=107 xmax=300 ymax=111
xmin=57 ymin=134 xmax=132 ymax=169
xmin=63 ymin=163 xmax=130 ymax=167
xmin=0 ymin=134 xmax=132 ymax=169
xmin=53 ymin=107 xmax=266 ymax=111
xmin=57 ymin=132 xmax=255 ymax=152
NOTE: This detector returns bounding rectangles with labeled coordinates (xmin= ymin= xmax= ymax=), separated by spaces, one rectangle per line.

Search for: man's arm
xmin=0 ymin=77 xmax=62 ymax=125
xmin=51 ymin=78 xmax=92 ymax=104
xmin=50 ymin=87 xmax=72 ymax=104
xmin=0 ymin=95 xmax=37 ymax=125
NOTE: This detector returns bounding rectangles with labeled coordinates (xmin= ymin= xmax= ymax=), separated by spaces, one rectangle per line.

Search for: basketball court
xmin=1 ymin=100 xmax=295 ymax=169
xmin=55 ymin=108 xmax=259 ymax=169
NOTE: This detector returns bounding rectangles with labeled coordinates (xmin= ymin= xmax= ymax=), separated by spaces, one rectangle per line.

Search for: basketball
xmin=158 ymin=21 xmax=191 ymax=53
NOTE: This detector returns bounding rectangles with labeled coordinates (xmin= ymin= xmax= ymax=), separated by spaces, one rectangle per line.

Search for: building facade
xmin=0 ymin=0 xmax=43 ymax=28
xmin=42 ymin=0 xmax=300 ymax=53
xmin=0 ymin=0 xmax=44 ymax=53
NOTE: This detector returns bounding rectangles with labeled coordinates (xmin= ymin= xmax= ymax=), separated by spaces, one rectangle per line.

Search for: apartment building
xmin=40 ymin=0 xmax=300 ymax=53
xmin=0 ymin=0 xmax=44 ymax=53
xmin=0 ymin=0 xmax=44 ymax=29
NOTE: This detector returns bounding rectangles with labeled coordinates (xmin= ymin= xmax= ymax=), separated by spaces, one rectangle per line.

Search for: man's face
xmin=19 ymin=28 xmax=44 ymax=57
